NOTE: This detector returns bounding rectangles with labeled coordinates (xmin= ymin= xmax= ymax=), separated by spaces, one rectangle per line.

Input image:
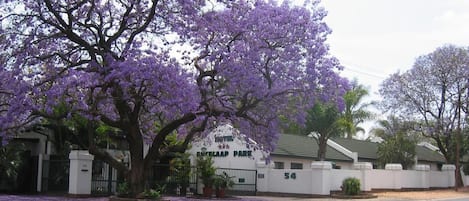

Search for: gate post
xmin=256 ymin=161 xmax=271 ymax=193
xmin=385 ymin=163 xmax=403 ymax=190
xmin=415 ymin=164 xmax=430 ymax=189
xmin=69 ymin=150 xmax=94 ymax=195
xmin=37 ymin=153 xmax=49 ymax=192
xmin=442 ymin=164 xmax=456 ymax=187
xmin=311 ymin=161 xmax=332 ymax=195
xmin=353 ymin=162 xmax=373 ymax=191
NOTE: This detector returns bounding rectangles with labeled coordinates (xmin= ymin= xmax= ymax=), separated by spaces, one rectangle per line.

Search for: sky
xmin=315 ymin=0 xmax=469 ymax=138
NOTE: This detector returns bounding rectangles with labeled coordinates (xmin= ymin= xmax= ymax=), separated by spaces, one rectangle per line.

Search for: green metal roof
xmin=272 ymin=134 xmax=353 ymax=162
xmin=332 ymin=137 xmax=446 ymax=163
xmin=332 ymin=138 xmax=378 ymax=160
xmin=415 ymin=146 xmax=446 ymax=163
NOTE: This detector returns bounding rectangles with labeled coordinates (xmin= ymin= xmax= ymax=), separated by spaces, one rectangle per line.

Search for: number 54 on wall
xmin=284 ymin=172 xmax=296 ymax=179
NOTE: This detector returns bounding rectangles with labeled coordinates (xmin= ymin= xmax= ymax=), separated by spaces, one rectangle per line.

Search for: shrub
xmin=138 ymin=185 xmax=165 ymax=199
xmin=342 ymin=177 xmax=360 ymax=195
xmin=116 ymin=182 xmax=130 ymax=197
xmin=142 ymin=188 xmax=161 ymax=199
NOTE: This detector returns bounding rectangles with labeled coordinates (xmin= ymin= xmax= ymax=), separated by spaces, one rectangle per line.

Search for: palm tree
xmin=372 ymin=116 xmax=417 ymax=169
xmin=338 ymin=80 xmax=373 ymax=139
xmin=305 ymin=102 xmax=343 ymax=161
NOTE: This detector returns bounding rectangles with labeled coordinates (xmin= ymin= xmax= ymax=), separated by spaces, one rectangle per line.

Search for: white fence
xmin=257 ymin=161 xmax=456 ymax=196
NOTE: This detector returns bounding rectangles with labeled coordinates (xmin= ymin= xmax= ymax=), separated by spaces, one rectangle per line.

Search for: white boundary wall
xmin=257 ymin=161 xmax=456 ymax=196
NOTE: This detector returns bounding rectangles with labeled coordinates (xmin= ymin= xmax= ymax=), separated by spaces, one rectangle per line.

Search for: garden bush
xmin=342 ymin=177 xmax=360 ymax=195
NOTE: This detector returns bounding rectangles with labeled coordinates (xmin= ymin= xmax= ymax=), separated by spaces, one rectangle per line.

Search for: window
xmin=274 ymin=161 xmax=284 ymax=169
xmin=290 ymin=162 xmax=303 ymax=169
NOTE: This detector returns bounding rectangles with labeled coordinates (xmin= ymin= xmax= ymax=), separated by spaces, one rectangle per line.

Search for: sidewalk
xmin=2 ymin=189 xmax=469 ymax=201
xmin=241 ymin=189 xmax=469 ymax=201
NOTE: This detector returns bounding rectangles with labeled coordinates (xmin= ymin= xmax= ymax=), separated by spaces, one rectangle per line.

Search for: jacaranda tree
xmin=380 ymin=45 xmax=469 ymax=187
xmin=0 ymin=0 xmax=348 ymax=195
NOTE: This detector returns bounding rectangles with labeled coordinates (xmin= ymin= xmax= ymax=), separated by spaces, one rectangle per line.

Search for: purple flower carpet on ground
xmin=0 ymin=195 xmax=267 ymax=201
xmin=164 ymin=196 xmax=266 ymax=201
xmin=0 ymin=195 xmax=109 ymax=201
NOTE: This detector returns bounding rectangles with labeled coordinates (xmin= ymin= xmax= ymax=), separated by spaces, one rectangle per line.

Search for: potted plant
xmin=196 ymin=156 xmax=216 ymax=197
xmin=213 ymin=171 xmax=235 ymax=198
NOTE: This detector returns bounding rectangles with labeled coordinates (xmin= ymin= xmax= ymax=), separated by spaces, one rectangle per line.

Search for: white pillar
xmin=311 ymin=161 xmax=332 ymax=195
xmin=353 ymin=162 xmax=373 ymax=191
xmin=256 ymin=160 xmax=272 ymax=193
xmin=68 ymin=150 xmax=94 ymax=195
xmin=442 ymin=164 xmax=456 ymax=188
xmin=36 ymin=154 xmax=49 ymax=192
xmin=415 ymin=164 xmax=430 ymax=189
xmin=385 ymin=163 xmax=402 ymax=190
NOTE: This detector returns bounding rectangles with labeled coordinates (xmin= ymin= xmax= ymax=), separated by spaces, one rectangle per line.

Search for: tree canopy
xmin=305 ymin=101 xmax=342 ymax=161
xmin=379 ymin=45 xmax=469 ymax=187
xmin=0 ymin=0 xmax=348 ymax=194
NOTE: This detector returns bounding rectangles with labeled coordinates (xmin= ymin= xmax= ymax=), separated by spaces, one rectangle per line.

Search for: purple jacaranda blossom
xmin=0 ymin=0 xmax=348 ymax=195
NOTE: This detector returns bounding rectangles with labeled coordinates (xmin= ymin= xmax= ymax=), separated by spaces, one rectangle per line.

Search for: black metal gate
xmin=91 ymin=160 xmax=123 ymax=195
xmin=89 ymin=163 xmax=257 ymax=196
xmin=216 ymin=168 xmax=257 ymax=196
xmin=42 ymin=158 xmax=69 ymax=193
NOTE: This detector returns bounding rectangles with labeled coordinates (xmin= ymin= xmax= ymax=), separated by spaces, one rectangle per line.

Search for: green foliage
xmin=0 ymin=142 xmax=25 ymax=179
xmin=306 ymin=102 xmax=342 ymax=136
xmin=213 ymin=171 xmax=235 ymax=189
xmin=117 ymin=182 xmax=131 ymax=197
xmin=338 ymin=80 xmax=373 ymax=139
xmin=170 ymin=153 xmax=191 ymax=185
xmin=342 ymin=177 xmax=361 ymax=195
xmin=142 ymin=185 xmax=164 ymax=199
xmin=278 ymin=114 xmax=305 ymax=135
xmin=377 ymin=132 xmax=416 ymax=169
xmin=0 ymin=141 xmax=26 ymax=191
xmin=373 ymin=116 xmax=417 ymax=169
xmin=196 ymin=156 xmax=217 ymax=187
xmin=164 ymin=133 xmax=185 ymax=148
xmin=444 ymin=130 xmax=469 ymax=165
xmin=304 ymin=102 xmax=343 ymax=160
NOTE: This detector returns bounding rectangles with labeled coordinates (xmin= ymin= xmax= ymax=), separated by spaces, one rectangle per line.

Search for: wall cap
xmin=442 ymin=164 xmax=456 ymax=171
xmin=256 ymin=160 xmax=273 ymax=168
xmin=69 ymin=150 xmax=94 ymax=160
xmin=385 ymin=163 xmax=403 ymax=170
xmin=414 ymin=164 xmax=430 ymax=171
xmin=353 ymin=162 xmax=373 ymax=170
xmin=311 ymin=161 xmax=332 ymax=170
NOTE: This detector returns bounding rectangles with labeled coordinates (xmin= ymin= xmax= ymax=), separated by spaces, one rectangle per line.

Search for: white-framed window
xmin=274 ymin=161 xmax=284 ymax=169
xmin=290 ymin=162 xmax=303 ymax=169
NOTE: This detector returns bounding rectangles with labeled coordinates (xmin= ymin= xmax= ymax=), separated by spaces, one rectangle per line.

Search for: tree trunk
xmin=317 ymin=137 xmax=328 ymax=161
xmin=127 ymin=125 xmax=146 ymax=196
xmin=455 ymin=166 xmax=464 ymax=188
xmin=455 ymin=91 xmax=464 ymax=188
xmin=128 ymin=160 xmax=145 ymax=196
xmin=454 ymin=126 xmax=464 ymax=189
